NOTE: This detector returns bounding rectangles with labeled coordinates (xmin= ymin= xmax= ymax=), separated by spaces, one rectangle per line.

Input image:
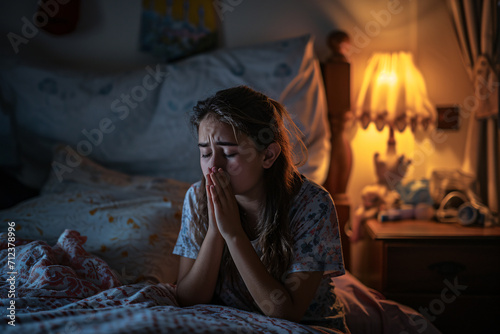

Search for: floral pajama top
xmin=173 ymin=177 xmax=347 ymax=331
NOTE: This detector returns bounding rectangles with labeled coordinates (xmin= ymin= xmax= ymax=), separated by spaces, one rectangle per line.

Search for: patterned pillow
xmin=0 ymin=34 xmax=329 ymax=188
xmin=0 ymin=146 xmax=190 ymax=284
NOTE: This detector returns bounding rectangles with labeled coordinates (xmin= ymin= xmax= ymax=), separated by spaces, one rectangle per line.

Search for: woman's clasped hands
xmin=205 ymin=167 xmax=243 ymax=239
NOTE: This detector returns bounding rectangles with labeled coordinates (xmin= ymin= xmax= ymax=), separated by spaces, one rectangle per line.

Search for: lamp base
xmin=373 ymin=127 xmax=411 ymax=189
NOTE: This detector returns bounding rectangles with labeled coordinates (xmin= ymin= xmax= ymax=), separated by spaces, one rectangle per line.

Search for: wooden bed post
xmin=322 ymin=30 xmax=353 ymax=270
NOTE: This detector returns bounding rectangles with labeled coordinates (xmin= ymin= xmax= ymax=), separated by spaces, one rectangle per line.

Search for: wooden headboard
xmin=321 ymin=30 xmax=353 ymax=270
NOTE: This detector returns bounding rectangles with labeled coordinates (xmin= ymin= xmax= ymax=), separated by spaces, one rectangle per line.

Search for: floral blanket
xmin=0 ymin=230 xmax=341 ymax=334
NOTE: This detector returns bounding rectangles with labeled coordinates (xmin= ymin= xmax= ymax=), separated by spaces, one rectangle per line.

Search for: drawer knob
xmin=428 ymin=261 xmax=466 ymax=277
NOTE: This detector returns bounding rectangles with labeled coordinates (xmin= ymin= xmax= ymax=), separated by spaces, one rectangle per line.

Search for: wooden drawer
xmin=384 ymin=241 xmax=500 ymax=294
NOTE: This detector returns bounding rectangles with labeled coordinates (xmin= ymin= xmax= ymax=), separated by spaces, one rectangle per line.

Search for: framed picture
xmin=140 ymin=0 xmax=218 ymax=62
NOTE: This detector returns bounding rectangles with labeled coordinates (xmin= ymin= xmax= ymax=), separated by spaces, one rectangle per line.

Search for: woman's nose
xmin=210 ymin=152 xmax=225 ymax=170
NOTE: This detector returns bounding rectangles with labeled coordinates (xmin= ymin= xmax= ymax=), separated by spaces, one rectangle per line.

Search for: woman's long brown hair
xmin=189 ymin=85 xmax=307 ymax=292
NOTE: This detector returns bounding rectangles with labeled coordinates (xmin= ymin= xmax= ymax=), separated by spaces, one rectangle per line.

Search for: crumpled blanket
xmin=0 ymin=230 xmax=341 ymax=334
xmin=0 ymin=229 xmax=121 ymax=299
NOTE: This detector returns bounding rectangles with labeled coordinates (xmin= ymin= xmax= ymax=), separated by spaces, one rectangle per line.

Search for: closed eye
xmin=201 ymin=152 xmax=237 ymax=158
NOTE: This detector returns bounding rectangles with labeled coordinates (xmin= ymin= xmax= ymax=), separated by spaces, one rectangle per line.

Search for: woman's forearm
xmin=176 ymin=229 xmax=225 ymax=306
xmin=224 ymin=233 xmax=300 ymax=322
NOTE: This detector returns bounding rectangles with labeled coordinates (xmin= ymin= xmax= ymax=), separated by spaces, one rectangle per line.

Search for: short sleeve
xmin=287 ymin=181 xmax=345 ymax=277
xmin=172 ymin=182 xmax=202 ymax=259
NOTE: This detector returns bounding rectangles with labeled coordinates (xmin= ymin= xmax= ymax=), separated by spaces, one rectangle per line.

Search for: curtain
xmin=448 ymin=0 xmax=499 ymax=218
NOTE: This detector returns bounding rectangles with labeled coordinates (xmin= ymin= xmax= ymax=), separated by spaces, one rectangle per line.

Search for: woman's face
xmin=198 ymin=115 xmax=266 ymax=197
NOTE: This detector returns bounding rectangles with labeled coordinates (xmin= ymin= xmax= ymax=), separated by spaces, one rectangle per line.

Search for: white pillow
xmin=0 ymin=34 xmax=329 ymax=188
xmin=1 ymin=146 xmax=190 ymax=284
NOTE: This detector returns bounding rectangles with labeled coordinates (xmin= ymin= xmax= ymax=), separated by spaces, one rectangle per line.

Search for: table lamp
xmin=355 ymin=51 xmax=436 ymax=189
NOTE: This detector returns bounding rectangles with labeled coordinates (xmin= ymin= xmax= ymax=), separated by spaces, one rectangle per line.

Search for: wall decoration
xmin=140 ymin=0 xmax=218 ymax=62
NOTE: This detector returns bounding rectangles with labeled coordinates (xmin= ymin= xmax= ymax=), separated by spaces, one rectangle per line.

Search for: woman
xmin=173 ymin=85 xmax=347 ymax=331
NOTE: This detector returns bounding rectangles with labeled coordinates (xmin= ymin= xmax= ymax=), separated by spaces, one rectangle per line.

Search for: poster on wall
xmin=140 ymin=0 xmax=218 ymax=62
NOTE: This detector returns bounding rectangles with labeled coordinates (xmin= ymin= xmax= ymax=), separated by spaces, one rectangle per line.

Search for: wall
xmin=0 ymin=0 xmax=156 ymax=71
xmin=0 ymin=0 xmax=472 ymax=209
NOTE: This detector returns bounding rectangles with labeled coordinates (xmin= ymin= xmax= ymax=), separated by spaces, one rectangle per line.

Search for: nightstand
xmin=357 ymin=219 xmax=500 ymax=334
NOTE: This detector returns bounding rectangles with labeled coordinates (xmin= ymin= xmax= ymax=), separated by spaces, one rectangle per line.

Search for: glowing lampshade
xmin=356 ymin=52 xmax=436 ymax=133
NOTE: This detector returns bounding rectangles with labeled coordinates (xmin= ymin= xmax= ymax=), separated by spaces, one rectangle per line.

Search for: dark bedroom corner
xmin=0 ymin=1 xmax=498 ymax=333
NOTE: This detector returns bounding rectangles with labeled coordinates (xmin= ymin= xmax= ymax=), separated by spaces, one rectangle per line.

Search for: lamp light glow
xmin=355 ymin=52 xmax=436 ymax=190
xmin=356 ymin=52 xmax=436 ymax=134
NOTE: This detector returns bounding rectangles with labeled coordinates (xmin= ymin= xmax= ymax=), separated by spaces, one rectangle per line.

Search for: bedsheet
xmin=332 ymin=273 xmax=441 ymax=334
xmin=0 ymin=230 xmax=342 ymax=334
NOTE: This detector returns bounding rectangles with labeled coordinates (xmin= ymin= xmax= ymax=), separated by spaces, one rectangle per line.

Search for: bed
xmin=0 ymin=34 xmax=440 ymax=334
